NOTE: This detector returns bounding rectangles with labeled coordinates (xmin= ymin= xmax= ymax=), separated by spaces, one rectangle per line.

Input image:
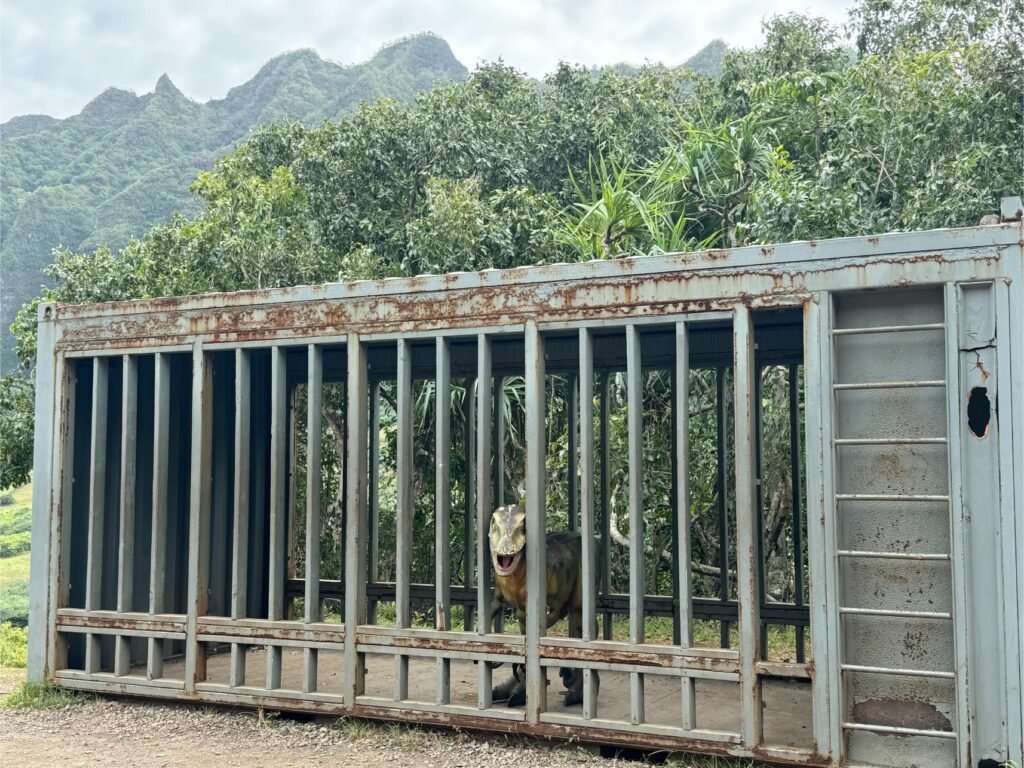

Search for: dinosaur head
xmin=489 ymin=504 xmax=526 ymax=577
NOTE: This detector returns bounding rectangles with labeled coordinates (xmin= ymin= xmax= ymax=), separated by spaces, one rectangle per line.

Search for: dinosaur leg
xmin=562 ymin=605 xmax=585 ymax=706
xmin=492 ymin=664 xmax=521 ymax=703
xmin=504 ymin=663 xmax=527 ymax=707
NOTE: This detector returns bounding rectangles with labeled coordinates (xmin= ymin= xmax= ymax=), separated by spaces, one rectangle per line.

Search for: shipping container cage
xmin=28 ymin=201 xmax=1024 ymax=767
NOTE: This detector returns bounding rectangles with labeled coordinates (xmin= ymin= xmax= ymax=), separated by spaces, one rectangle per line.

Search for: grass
xmin=0 ymin=624 xmax=27 ymax=667
xmin=0 ymin=482 xmax=32 ymax=637
xmin=0 ymin=681 xmax=94 ymax=710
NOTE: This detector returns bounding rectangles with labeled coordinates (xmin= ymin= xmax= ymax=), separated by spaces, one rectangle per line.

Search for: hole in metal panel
xmin=967 ymin=386 xmax=990 ymax=438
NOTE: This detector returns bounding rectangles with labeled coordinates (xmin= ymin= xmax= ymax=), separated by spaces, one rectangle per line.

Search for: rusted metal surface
xmin=28 ymin=216 xmax=1024 ymax=767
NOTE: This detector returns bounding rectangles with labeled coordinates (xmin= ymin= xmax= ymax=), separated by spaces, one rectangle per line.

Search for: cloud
xmin=0 ymin=0 xmax=853 ymax=121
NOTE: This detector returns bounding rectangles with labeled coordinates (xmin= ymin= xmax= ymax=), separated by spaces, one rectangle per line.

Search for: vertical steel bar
xmin=148 ymin=353 xmax=170 ymax=680
xmin=435 ymin=337 xmax=452 ymax=703
xmin=48 ymin=354 xmax=75 ymax=676
xmin=28 ymin=308 xmax=59 ymax=682
xmin=229 ymin=349 xmax=250 ymax=687
xmin=943 ymin=283 xmax=971 ymax=768
xmin=567 ymin=372 xmax=578 ymax=533
xmin=265 ymin=346 xmax=287 ymax=689
xmin=675 ymin=321 xmax=697 ymax=729
xmin=599 ymin=372 xmax=612 ymax=641
xmin=734 ymin=304 xmax=763 ymax=748
xmin=524 ymin=321 xmax=546 ymax=724
xmin=462 ymin=377 xmax=476 ymax=632
xmin=395 ymin=339 xmax=413 ymax=700
xmin=304 ymin=344 xmax=323 ymax=693
xmin=115 ymin=355 xmax=138 ymax=676
xmin=626 ymin=325 xmax=645 ymax=724
xmin=494 ymin=375 xmax=505 ymax=509
xmin=579 ymin=329 xmax=598 ymax=719
xmin=715 ymin=366 xmax=730 ymax=648
xmin=344 ymin=335 xmax=369 ymax=704
xmin=184 ymin=343 xmax=212 ymax=692
xmin=85 ymin=357 xmax=109 ymax=673
xmin=367 ymin=381 xmax=380 ymax=625
xmin=476 ymin=336 xmax=494 ymax=708
xmin=789 ymin=364 xmax=806 ymax=663
xmin=754 ymin=365 xmax=768 ymax=660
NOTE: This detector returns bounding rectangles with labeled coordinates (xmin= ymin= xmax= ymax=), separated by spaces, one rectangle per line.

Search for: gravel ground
xmin=0 ymin=670 xmax=614 ymax=768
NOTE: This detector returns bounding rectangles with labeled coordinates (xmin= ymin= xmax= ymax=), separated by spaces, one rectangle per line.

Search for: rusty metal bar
xmin=344 ymin=334 xmax=369 ymax=704
xmin=49 ymin=354 xmax=75 ymax=675
xmin=230 ymin=349 xmax=250 ymax=687
xmin=304 ymin=344 xmax=323 ymax=693
xmin=265 ymin=346 xmax=287 ymax=690
xmin=367 ymin=380 xmax=380 ymax=625
xmin=578 ymin=328 xmax=597 ymax=719
xmin=675 ymin=320 xmax=696 ymax=729
xmin=395 ymin=338 xmax=413 ymax=700
xmin=147 ymin=353 xmax=170 ymax=680
xmin=524 ymin=321 xmax=546 ymax=724
xmin=476 ymin=334 xmax=493 ymax=709
xmin=184 ymin=343 xmax=213 ymax=691
xmin=114 ymin=355 xmax=138 ymax=676
xmin=831 ymin=322 xmax=945 ymax=336
xmin=494 ymin=374 xmax=505 ymax=510
xmin=568 ymin=372 xmax=578 ymax=533
xmin=85 ymin=356 xmax=109 ymax=673
xmin=435 ymin=336 xmax=452 ymax=704
xmin=734 ymin=304 xmax=763 ymax=748
xmin=599 ymin=371 xmax=612 ymax=640
xmin=625 ymin=324 xmax=645 ymax=724
xmin=788 ymin=364 xmax=805 ymax=664
xmin=833 ymin=380 xmax=945 ymax=390
xmin=714 ymin=366 xmax=730 ymax=648
xmin=462 ymin=372 xmax=476 ymax=632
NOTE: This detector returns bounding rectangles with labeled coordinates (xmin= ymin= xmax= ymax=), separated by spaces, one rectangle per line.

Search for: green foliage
xmin=1 ymin=680 xmax=93 ymax=709
xmin=0 ymin=623 xmax=28 ymax=668
xmin=0 ymin=376 xmax=34 ymax=491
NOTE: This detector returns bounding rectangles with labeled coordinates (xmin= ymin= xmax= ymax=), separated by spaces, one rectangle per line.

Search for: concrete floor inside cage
xmin=135 ymin=648 xmax=815 ymax=749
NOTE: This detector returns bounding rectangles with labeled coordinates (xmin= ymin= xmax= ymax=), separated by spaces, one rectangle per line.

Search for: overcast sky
xmin=0 ymin=0 xmax=853 ymax=122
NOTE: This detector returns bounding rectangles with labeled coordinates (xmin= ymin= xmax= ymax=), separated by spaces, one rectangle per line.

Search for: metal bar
xmin=754 ymin=363 xmax=767 ymax=661
xmin=599 ymin=372 xmax=612 ymax=641
xmin=85 ymin=357 xmax=109 ymax=673
xmin=435 ymin=336 xmax=452 ymax=704
xmin=462 ymin=373 xmax=476 ymax=632
xmin=494 ymin=375 xmax=505 ymax=510
xmin=832 ymin=380 xmax=945 ymax=390
xmin=395 ymin=339 xmax=413 ymax=700
xmin=675 ymin=321 xmax=696 ymax=729
xmin=830 ymin=322 xmax=945 ymax=336
xmin=578 ymin=328 xmax=597 ymax=719
xmin=625 ymin=325 xmax=644 ymax=724
xmin=148 ymin=353 xmax=171 ymax=680
xmin=840 ymin=664 xmax=955 ymax=679
xmin=524 ymin=320 xmax=546 ymax=724
xmin=304 ymin=344 xmax=323 ymax=693
xmin=833 ymin=437 xmax=947 ymax=445
xmin=715 ymin=366 xmax=730 ymax=648
xmin=184 ymin=343 xmax=212 ymax=692
xmin=841 ymin=722 xmax=957 ymax=739
xmin=265 ymin=346 xmax=287 ymax=689
xmin=115 ymin=355 xmax=138 ymax=676
xmin=476 ymin=334 xmax=493 ymax=709
xmin=567 ymin=372 xmax=578 ymax=533
xmin=230 ymin=349 xmax=250 ymax=687
xmin=788 ymin=364 xmax=805 ymax=664
xmin=734 ymin=305 xmax=763 ymax=748
xmin=943 ymin=282 xmax=972 ymax=765
xmin=838 ymin=607 xmax=952 ymax=620
xmin=836 ymin=550 xmax=950 ymax=561
xmin=344 ymin=334 xmax=369 ymax=704
xmin=835 ymin=493 xmax=949 ymax=502
xmin=367 ymin=381 xmax=380 ymax=625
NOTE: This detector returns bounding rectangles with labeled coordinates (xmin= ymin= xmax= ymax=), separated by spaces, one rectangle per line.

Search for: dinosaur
xmin=487 ymin=503 xmax=598 ymax=707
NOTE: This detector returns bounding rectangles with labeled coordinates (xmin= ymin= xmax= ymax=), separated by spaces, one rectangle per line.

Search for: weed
xmin=1 ymin=681 xmax=94 ymax=710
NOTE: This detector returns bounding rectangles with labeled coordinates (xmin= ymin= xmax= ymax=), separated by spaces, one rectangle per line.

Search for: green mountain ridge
xmin=0 ymin=35 xmax=726 ymax=371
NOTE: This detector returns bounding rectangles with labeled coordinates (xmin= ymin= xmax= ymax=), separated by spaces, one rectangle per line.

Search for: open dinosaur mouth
xmin=493 ymin=550 xmax=523 ymax=576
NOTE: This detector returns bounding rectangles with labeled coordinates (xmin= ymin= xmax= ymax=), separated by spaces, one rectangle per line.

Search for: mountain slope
xmin=0 ymin=33 xmax=468 ymax=370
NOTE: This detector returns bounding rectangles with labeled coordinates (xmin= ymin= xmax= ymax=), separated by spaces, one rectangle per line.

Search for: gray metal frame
xmin=27 ymin=210 xmax=1024 ymax=767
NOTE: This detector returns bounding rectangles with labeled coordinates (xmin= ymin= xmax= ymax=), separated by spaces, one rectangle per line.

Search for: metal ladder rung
xmin=837 ymin=550 xmax=950 ymax=561
xmin=834 ymin=380 xmax=945 ymax=390
xmin=834 ymin=437 xmax=947 ymax=445
xmin=839 ymin=607 xmax=952 ymax=620
xmin=832 ymin=322 xmax=945 ymax=336
xmin=836 ymin=493 xmax=949 ymax=502
xmin=841 ymin=663 xmax=954 ymax=680
xmin=842 ymin=721 xmax=957 ymax=739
